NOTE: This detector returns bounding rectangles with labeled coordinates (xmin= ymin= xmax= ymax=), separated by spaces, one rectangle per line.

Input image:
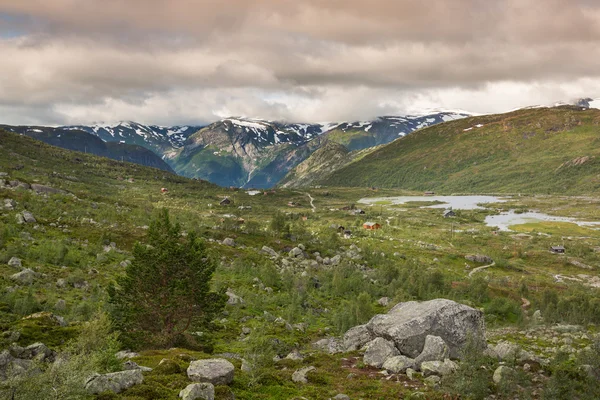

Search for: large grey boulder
xmin=414 ymin=335 xmax=449 ymax=368
xmin=187 ymin=359 xmax=235 ymax=385
xmin=342 ymin=324 xmax=374 ymax=352
xmin=10 ymin=269 xmax=36 ymax=285
xmin=382 ymin=355 xmax=415 ymax=373
xmin=363 ymin=337 xmax=400 ymax=368
xmin=85 ymin=370 xmax=143 ymax=394
xmin=179 ymin=382 xmax=215 ymax=400
xmin=366 ymin=299 xmax=486 ymax=358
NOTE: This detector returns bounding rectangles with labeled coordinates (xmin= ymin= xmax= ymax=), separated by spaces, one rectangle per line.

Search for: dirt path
xmin=468 ymin=262 xmax=496 ymax=277
xmin=296 ymin=191 xmax=316 ymax=212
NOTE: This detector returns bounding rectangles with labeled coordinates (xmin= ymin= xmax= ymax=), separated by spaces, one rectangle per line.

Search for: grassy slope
xmin=321 ymin=106 xmax=600 ymax=194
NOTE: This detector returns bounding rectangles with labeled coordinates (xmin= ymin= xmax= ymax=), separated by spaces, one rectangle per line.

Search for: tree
xmin=108 ymin=209 xmax=225 ymax=349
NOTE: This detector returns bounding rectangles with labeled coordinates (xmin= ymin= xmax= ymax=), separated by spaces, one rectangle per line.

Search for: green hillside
xmin=321 ymin=106 xmax=600 ymax=194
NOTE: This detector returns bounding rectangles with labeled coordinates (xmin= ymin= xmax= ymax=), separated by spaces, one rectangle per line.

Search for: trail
xmin=468 ymin=262 xmax=496 ymax=277
xmin=296 ymin=191 xmax=316 ymax=212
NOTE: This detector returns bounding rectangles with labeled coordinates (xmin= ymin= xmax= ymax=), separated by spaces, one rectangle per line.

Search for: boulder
xmin=115 ymin=350 xmax=140 ymax=360
xmin=366 ymin=299 xmax=486 ymax=358
xmin=4 ymin=199 xmax=15 ymax=210
xmin=123 ymin=361 xmax=152 ymax=372
xmin=414 ymin=335 xmax=449 ymax=368
xmin=8 ymin=257 xmax=22 ymax=269
xmin=289 ymin=247 xmax=304 ymax=258
xmin=382 ymin=355 xmax=415 ymax=373
xmin=180 ymin=383 xmax=215 ymax=400
xmin=493 ymin=365 xmax=514 ymax=384
xmin=187 ymin=359 xmax=235 ymax=385
xmin=363 ymin=337 xmax=400 ymax=368
xmin=222 ymin=238 xmax=235 ymax=247
xmin=22 ymin=211 xmax=36 ymax=223
xmin=10 ymin=269 xmax=36 ymax=285
xmin=31 ymin=184 xmax=66 ymax=195
xmin=292 ymin=366 xmax=316 ymax=384
xmin=378 ymin=297 xmax=390 ymax=307
xmin=420 ymin=359 xmax=457 ymax=377
xmin=465 ymin=254 xmax=493 ymax=264
xmin=313 ymin=338 xmax=343 ymax=354
xmin=332 ymin=395 xmax=350 ymax=400
xmin=342 ymin=324 xmax=374 ymax=352
xmin=226 ymin=290 xmax=243 ymax=306
xmin=15 ymin=213 xmax=25 ymax=224
xmin=85 ymin=370 xmax=144 ymax=394
xmin=331 ymin=255 xmax=341 ymax=265
xmin=261 ymin=246 xmax=278 ymax=258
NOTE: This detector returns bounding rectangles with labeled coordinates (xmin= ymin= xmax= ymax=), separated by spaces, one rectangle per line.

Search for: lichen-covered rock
xmin=420 ymin=359 xmax=457 ymax=376
xmin=366 ymin=299 xmax=486 ymax=358
xmin=493 ymin=365 xmax=514 ymax=384
xmin=85 ymin=370 xmax=144 ymax=394
xmin=222 ymin=238 xmax=235 ymax=247
xmin=10 ymin=269 xmax=36 ymax=285
xmin=342 ymin=324 xmax=374 ymax=352
xmin=292 ymin=366 xmax=316 ymax=383
xmin=179 ymin=382 xmax=215 ymax=400
xmin=31 ymin=184 xmax=66 ymax=195
xmin=382 ymin=355 xmax=415 ymax=373
xmin=261 ymin=246 xmax=278 ymax=258
xmin=8 ymin=257 xmax=22 ymax=269
xmin=313 ymin=338 xmax=343 ymax=354
xmin=226 ymin=290 xmax=244 ymax=306
xmin=22 ymin=211 xmax=36 ymax=223
xmin=465 ymin=254 xmax=493 ymax=264
xmin=363 ymin=337 xmax=400 ymax=368
xmin=414 ymin=335 xmax=449 ymax=368
xmin=187 ymin=359 xmax=235 ymax=385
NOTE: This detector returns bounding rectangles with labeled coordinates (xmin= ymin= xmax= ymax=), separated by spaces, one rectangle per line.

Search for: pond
xmin=358 ymin=195 xmax=507 ymax=210
xmin=484 ymin=210 xmax=600 ymax=232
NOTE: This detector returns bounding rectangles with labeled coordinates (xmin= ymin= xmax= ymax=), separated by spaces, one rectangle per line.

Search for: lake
xmin=358 ymin=195 xmax=507 ymax=210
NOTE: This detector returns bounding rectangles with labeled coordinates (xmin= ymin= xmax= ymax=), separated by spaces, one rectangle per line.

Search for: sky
xmin=1 ymin=0 xmax=600 ymax=126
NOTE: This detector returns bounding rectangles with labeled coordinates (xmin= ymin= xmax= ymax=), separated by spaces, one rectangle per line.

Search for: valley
xmin=2 ymin=128 xmax=600 ymax=399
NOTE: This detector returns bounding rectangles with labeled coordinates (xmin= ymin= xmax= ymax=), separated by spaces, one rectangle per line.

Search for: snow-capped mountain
xmin=62 ymin=121 xmax=202 ymax=154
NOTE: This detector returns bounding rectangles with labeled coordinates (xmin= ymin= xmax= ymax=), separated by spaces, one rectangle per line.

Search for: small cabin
xmin=443 ymin=209 xmax=456 ymax=218
xmin=551 ymin=245 xmax=565 ymax=254
xmin=220 ymin=197 xmax=232 ymax=206
xmin=363 ymin=222 xmax=381 ymax=230
xmin=424 ymin=191 xmax=435 ymax=196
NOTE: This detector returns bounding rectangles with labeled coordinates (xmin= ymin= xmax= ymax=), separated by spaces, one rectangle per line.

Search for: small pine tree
xmin=108 ymin=209 xmax=226 ymax=349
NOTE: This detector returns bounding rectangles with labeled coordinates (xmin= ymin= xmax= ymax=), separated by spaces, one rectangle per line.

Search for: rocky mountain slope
xmin=319 ymin=105 xmax=600 ymax=194
xmin=172 ymin=112 xmax=468 ymax=188
xmin=0 ymin=125 xmax=174 ymax=172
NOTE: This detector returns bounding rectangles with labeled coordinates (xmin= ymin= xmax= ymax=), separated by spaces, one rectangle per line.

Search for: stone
xmin=179 ymin=382 xmax=215 ymax=400
xmin=494 ymin=341 xmax=521 ymax=361
xmin=289 ymin=247 xmax=304 ymax=258
xmin=366 ymin=299 xmax=486 ymax=358
xmin=286 ymin=350 xmax=304 ymax=361
xmin=30 ymin=184 xmax=66 ymax=195
xmin=377 ymin=297 xmax=390 ymax=307
xmin=187 ymin=359 xmax=235 ymax=385
xmin=493 ymin=365 xmax=514 ymax=384
xmin=424 ymin=375 xmax=441 ymax=386
xmin=414 ymin=335 xmax=449 ymax=368
xmin=85 ymin=370 xmax=144 ymax=394
xmin=261 ymin=246 xmax=278 ymax=258
xmin=342 ymin=324 xmax=374 ymax=352
xmin=22 ymin=312 xmax=67 ymax=327
xmin=363 ymin=337 xmax=400 ymax=368
xmin=406 ymin=368 xmax=416 ymax=380
xmin=4 ymin=199 xmax=16 ymax=210
xmin=115 ymin=350 xmax=140 ymax=360
xmin=23 ymin=343 xmax=54 ymax=361
xmin=532 ymin=310 xmax=544 ymax=323
xmin=382 ymin=355 xmax=415 ymax=373
xmin=56 ymin=278 xmax=67 ymax=288
xmin=313 ymin=338 xmax=343 ymax=354
xmin=331 ymin=255 xmax=342 ymax=265
xmin=226 ymin=290 xmax=244 ymax=306
xmin=292 ymin=366 xmax=316 ymax=383
xmin=10 ymin=268 xmax=36 ymax=285
xmin=465 ymin=254 xmax=493 ymax=264
xmin=222 ymin=238 xmax=235 ymax=247
xmin=332 ymin=395 xmax=350 ymax=400
xmin=22 ymin=211 xmax=36 ymax=223
xmin=420 ymin=359 xmax=457 ymax=376
xmin=123 ymin=360 xmax=152 ymax=372
xmin=8 ymin=257 xmax=22 ymax=269
xmin=15 ymin=213 xmax=25 ymax=224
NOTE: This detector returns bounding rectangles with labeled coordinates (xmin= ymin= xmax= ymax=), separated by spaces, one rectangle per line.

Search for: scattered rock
xmin=289 ymin=247 xmax=304 ymax=258
xmin=414 ymin=335 xmax=449 ymax=368
xmin=465 ymin=254 xmax=493 ymax=264
xmin=332 ymin=395 xmax=350 ymax=400
xmin=180 ymin=382 xmax=215 ymax=400
xmin=85 ymin=370 xmax=144 ymax=394
xmin=363 ymin=337 xmax=400 ymax=368
xmin=424 ymin=375 xmax=441 ymax=386
xmin=31 ymin=184 xmax=66 ymax=195
xmin=382 ymin=355 xmax=415 ymax=373
xmin=377 ymin=297 xmax=390 ymax=307
xmin=22 ymin=211 xmax=36 ymax=223
xmin=406 ymin=368 xmax=416 ymax=380
xmin=115 ymin=350 xmax=140 ymax=360
xmin=342 ymin=324 xmax=374 ymax=352
xmin=420 ymin=359 xmax=457 ymax=377
xmin=285 ymin=350 xmax=304 ymax=361
xmin=10 ymin=269 xmax=36 ymax=285
xmin=22 ymin=312 xmax=67 ymax=327
xmin=366 ymin=299 xmax=486 ymax=359
xmin=15 ymin=213 xmax=25 ymax=224
xmin=292 ymin=366 xmax=316 ymax=384
xmin=8 ymin=257 xmax=22 ymax=269
xmin=222 ymin=238 xmax=235 ymax=247
xmin=493 ymin=365 xmax=514 ymax=384
xmin=123 ymin=360 xmax=152 ymax=372
xmin=187 ymin=359 xmax=235 ymax=385
xmin=261 ymin=246 xmax=278 ymax=258
xmin=313 ymin=338 xmax=343 ymax=354
xmin=226 ymin=290 xmax=244 ymax=306
xmin=4 ymin=199 xmax=15 ymax=210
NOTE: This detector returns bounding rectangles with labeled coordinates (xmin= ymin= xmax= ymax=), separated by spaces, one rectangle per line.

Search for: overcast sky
xmin=1 ymin=0 xmax=600 ymax=125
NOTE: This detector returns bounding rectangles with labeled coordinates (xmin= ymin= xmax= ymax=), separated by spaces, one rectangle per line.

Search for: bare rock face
xmin=363 ymin=337 xmax=400 ymax=368
xmin=366 ymin=299 xmax=486 ymax=358
xmin=187 ymin=359 xmax=235 ymax=385
xmin=85 ymin=370 xmax=144 ymax=394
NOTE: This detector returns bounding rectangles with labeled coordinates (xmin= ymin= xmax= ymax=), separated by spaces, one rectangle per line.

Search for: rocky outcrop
xmin=366 ymin=299 xmax=486 ymax=358
xmin=382 ymin=355 xmax=415 ymax=373
xmin=363 ymin=337 xmax=400 ymax=368
xmin=414 ymin=335 xmax=449 ymax=368
xmin=342 ymin=324 xmax=373 ymax=352
xmin=85 ymin=370 xmax=144 ymax=394
xmin=187 ymin=359 xmax=235 ymax=385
